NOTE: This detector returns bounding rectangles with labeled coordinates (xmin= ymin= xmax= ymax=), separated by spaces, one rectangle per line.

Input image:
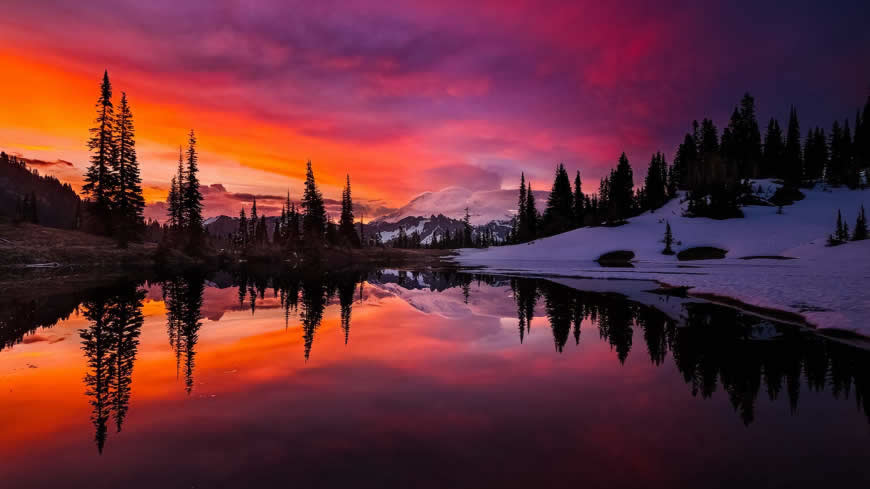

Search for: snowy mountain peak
xmin=376 ymin=187 xmax=547 ymax=226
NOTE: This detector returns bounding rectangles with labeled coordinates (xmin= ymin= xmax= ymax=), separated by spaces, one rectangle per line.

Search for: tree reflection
xmin=512 ymin=278 xmax=870 ymax=425
xmin=163 ymin=274 xmax=205 ymax=394
xmin=79 ymin=284 xmax=144 ymax=453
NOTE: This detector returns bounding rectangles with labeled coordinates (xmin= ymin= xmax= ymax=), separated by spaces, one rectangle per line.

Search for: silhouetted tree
xmin=542 ymin=163 xmax=574 ymax=235
xmin=83 ymin=70 xmax=117 ymax=233
xmin=113 ymin=92 xmax=145 ymax=247
xmin=302 ymin=161 xmax=327 ymax=243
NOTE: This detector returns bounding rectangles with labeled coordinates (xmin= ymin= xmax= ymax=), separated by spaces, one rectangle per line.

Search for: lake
xmin=0 ymin=268 xmax=867 ymax=488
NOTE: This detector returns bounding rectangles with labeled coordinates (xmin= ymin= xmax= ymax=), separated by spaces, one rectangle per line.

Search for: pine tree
xmin=784 ymin=106 xmax=802 ymax=187
xmin=524 ymin=182 xmax=538 ymax=240
xmin=167 ymin=146 xmax=186 ymax=235
xmin=644 ymin=152 xmax=668 ymax=210
xmin=463 ymin=207 xmax=473 ymax=247
xmin=301 ymin=161 xmax=327 ymax=243
xmin=339 ymin=174 xmax=359 ymax=247
xmin=167 ymin=176 xmax=179 ymax=231
xmin=573 ymin=171 xmax=584 ymax=227
xmin=762 ymin=118 xmax=785 ymax=179
xmin=829 ymin=209 xmax=848 ymax=245
xmin=516 ymin=173 xmax=527 ymax=242
xmin=662 ymin=221 xmax=674 ymax=255
xmin=249 ymin=198 xmax=258 ymax=241
xmin=543 ymin=163 xmax=574 ymax=235
xmin=113 ymin=92 xmax=144 ymax=247
xmin=182 ymin=130 xmax=204 ymax=249
xmin=611 ymin=153 xmax=635 ymax=221
xmin=83 ymin=70 xmax=117 ymax=232
xmin=238 ymin=207 xmax=248 ymax=246
xmin=853 ymin=204 xmax=868 ymax=241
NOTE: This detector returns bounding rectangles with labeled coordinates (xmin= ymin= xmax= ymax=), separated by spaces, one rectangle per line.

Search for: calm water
xmin=0 ymin=269 xmax=867 ymax=488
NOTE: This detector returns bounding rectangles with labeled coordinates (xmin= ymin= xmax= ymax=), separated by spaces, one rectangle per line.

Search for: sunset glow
xmin=2 ymin=1 xmax=868 ymax=220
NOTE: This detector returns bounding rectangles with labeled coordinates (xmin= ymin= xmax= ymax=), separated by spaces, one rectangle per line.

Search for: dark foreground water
xmin=0 ymin=269 xmax=867 ymax=488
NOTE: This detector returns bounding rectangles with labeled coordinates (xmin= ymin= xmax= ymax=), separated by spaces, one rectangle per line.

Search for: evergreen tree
xmin=83 ymin=70 xmax=117 ymax=232
xmin=524 ymin=182 xmax=538 ymax=240
xmin=339 ymin=174 xmax=359 ymax=247
xmin=721 ymin=93 xmax=762 ymax=178
xmin=113 ymin=92 xmax=145 ymax=247
xmin=644 ymin=152 xmax=668 ymax=210
xmin=662 ymin=221 xmax=674 ymax=255
xmin=611 ymin=153 xmax=635 ymax=221
xmin=238 ymin=207 xmax=248 ymax=245
xmin=516 ymin=173 xmax=527 ymax=242
xmin=784 ymin=106 xmax=802 ymax=186
xmin=181 ymin=130 xmax=204 ymax=248
xmin=167 ymin=176 xmax=179 ymax=231
xmin=853 ymin=204 xmax=868 ymax=241
xmin=463 ymin=207 xmax=473 ymax=247
xmin=843 ymin=119 xmax=860 ymax=188
xmin=249 ymin=197 xmax=259 ymax=240
xmin=301 ymin=161 xmax=327 ymax=243
xmin=542 ymin=163 xmax=574 ymax=235
xmin=762 ymin=118 xmax=785 ymax=178
xmin=829 ymin=209 xmax=848 ymax=245
xmin=573 ymin=171 xmax=584 ymax=227
xmin=828 ymin=121 xmax=846 ymax=186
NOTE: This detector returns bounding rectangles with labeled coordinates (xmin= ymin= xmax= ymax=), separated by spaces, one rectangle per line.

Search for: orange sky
xmin=1 ymin=1 xmax=868 ymax=220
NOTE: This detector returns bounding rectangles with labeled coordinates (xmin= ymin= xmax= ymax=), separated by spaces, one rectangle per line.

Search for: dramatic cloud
xmin=2 ymin=0 xmax=869 ymax=209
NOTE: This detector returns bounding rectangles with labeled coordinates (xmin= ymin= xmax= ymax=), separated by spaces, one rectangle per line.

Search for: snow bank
xmin=456 ymin=184 xmax=870 ymax=336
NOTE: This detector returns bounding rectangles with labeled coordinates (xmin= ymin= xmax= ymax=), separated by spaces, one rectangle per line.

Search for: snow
xmin=376 ymin=187 xmax=547 ymax=226
xmin=456 ymin=183 xmax=870 ymax=336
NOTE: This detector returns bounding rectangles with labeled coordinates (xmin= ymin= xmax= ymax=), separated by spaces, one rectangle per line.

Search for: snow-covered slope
xmin=376 ymin=187 xmax=547 ymax=226
xmin=457 ymin=183 xmax=870 ymax=336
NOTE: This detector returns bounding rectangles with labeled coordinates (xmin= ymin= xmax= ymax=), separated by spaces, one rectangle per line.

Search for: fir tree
xmin=463 ymin=207 xmax=473 ymax=247
xmin=249 ymin=197 xmax=259 ymax=240
xmin=83 ymin=70 xmax=117 ymax=232
xmin=662 ymin=221 xmax=674 ymax=255
xmin=853 ymin=204 xmax=868 ymax=241
xmin=524 ymin=182 xmax=538 ymax=240
xmin=644 ymin=152 xmax=668 ymax=210
xmin=542 ymin=163 xmax=574 ymax=235
xmin=829 ymin=209 xmax=847 ymax=245
xmin=113 ymin=92 xmax=144 ymax=247
xmin=181 ymin=130 xmax=203 ymax=249
xmin=573 ymin=171 xmax=584 ymax=227
xmin=611 ymin=153 xmax=635 ymax=221
xmin=784 ymin=106 xmax=802 ymax=187
xmin=238 ymin=207 xmax=248 ymax=245
xmin=301 ymin=161 xmax=327 ymax=243
xmin=339 ymin=174 xmax=359 ymax=247
xmin=762 ymin=118 xmax=785 ymax=179
xmin=516 ymin=173 xmax=527 ymax=242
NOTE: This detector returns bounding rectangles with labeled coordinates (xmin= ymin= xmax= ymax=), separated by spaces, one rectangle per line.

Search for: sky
xmin=1 ymin=0 xmax=868 ymax=220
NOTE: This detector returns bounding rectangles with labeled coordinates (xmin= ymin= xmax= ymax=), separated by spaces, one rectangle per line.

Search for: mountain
xmin=365 ymin=214 xmax=512 ymax=245
xmin=375 ymin=187 xmax=548 ymax=226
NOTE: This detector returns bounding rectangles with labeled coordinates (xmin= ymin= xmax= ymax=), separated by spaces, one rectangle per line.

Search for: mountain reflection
xmin=79 ymin=284 xmax=145 ymax=453
xmin=0 ymin=268 xmax=868 ymax=459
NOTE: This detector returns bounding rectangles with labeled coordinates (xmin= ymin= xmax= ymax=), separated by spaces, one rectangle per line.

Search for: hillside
xmin=457 ymin=181 xmax=870 ymax=336
xmin=0 ymin=152 xmax=81 ymax=229
xmin=0 ymin=222 xmax=155 ymax=267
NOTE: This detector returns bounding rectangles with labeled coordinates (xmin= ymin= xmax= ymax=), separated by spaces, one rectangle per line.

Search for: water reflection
xmin=0 ymin=268 xmax=868 ymax=466
xmin=163 ymin=274 xmax=205 ymax=394
xmin=78 ymin=284 xmax=144 ymax=453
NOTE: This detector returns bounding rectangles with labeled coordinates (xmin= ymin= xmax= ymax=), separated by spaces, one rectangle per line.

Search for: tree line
xmin=228 ymin=163 xmax=362 ymax=255
xmin=508 ymin=92 xmax=870 ymax=244
xmin=0 ymin=152 xmax=82 ymax=228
